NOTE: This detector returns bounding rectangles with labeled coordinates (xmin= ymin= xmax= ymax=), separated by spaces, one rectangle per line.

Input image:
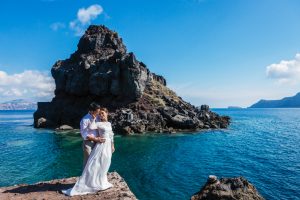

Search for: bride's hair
xmin=100 ymin=107 xmax=108 ymax=113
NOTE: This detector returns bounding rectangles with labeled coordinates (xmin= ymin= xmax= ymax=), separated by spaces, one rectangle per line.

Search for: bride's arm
xmin=95 ymin=137 xmax=106 ymax=143
xmin=86 ymin=135 xmax=106 ymax=143
xmin=109 ymin=126 xmax=115 ymax=153
xmin=111 ymin=138 xmax=115 ymax=153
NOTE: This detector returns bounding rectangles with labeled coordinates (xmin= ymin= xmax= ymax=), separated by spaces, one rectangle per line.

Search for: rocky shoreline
xmin=0 ymin=172 xmax=136 ymax=200
xmin=0 ymin=173 xmax=265 ymax=200
xmin=34 ymin=25 xmax=230 ymax=134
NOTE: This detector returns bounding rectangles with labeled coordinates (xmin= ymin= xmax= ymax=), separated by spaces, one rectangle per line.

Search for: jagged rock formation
xmin=0 ymin=172 xmax=136 ymax=200
xmin=191 ymin=175 xmax=264 ymax=200
xmin=34 ymin=25 xmax=230 ymax=134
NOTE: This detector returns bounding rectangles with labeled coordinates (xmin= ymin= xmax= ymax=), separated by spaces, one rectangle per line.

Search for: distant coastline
xmin=250 ymin=92 xmax=300 ymax=108
xmin=0 ymin=99 xmax=37 ymax=110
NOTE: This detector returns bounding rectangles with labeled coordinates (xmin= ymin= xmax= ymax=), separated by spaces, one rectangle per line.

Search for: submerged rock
xmin=34 ymin=25 xmax=230 ymax=133
xmin=0 ymin=172 xmax=136 ymax=200
xmin=191 ymin=176 xmax=265 ymax=200
xmin=55 ymin=124 xmax=74 ymax=131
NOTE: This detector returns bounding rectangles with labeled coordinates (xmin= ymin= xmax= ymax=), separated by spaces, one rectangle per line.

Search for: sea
xmin=0 ymin=109 xmax=299 ymax=200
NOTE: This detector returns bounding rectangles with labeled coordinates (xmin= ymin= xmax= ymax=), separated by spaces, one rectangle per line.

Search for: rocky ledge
xmin=191 ymin=175 xmax=265 ymax=200
xmin=34 ymin=25 xmax=230 ymax=134
xmin=0 ymin=172 xmax=136 ymax=200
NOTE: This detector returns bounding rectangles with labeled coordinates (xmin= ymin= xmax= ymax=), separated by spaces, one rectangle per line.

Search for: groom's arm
xmin=80 ymin=120 xmax=104 ymax=142
xmin=80 ymin=119 xmax=90 ymax=140
xmin=81 ymin=118 xmax=104 ymax=142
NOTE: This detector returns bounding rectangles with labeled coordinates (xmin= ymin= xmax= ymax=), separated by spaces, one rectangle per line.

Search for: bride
xmin=62 ymin=107 xmax=115 ymax=196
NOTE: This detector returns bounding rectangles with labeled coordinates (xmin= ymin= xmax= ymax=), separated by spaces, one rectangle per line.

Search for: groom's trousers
xmin=82 ymin=140 xmax=96 ymax=168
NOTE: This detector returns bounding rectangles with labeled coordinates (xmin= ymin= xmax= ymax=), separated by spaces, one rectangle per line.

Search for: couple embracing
xmin=62 ymin=102 xmax=115 ymax=196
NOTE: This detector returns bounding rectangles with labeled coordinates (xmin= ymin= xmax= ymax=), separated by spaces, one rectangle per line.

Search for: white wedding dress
xmin=62 ymin=122 xmax=114 ymax=196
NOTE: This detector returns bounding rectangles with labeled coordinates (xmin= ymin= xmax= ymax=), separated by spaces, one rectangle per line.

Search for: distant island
xmin=0 ymin=99 xmax=37 ymax=110
xmin=249 ymin=92 xmax=300 ymax=108
xmin=227 ymin=106 xmax=243 ymax=109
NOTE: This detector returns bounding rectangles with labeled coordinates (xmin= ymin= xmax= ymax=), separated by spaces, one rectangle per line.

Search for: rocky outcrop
xmin=0 ymin=172 xmax=136 ymax=200
xmin=34 ymin=25 xmax=230 ymax=133
xmin=191 ymin=175 xmax=264 ymax=200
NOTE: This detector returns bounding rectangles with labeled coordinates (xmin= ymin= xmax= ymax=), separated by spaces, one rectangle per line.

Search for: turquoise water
xmin=0 ymin=109 xmax=299 ymax=200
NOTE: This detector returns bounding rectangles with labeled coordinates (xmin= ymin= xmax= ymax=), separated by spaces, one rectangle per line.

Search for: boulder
xmin=191 ymin=176 xmax=265 ymax=200
xmin=36 ymin=117 xmax=55 ymax=128
xmin=56 ymin=125 xmax=74 ymax=131
xmin=200 ymin=105 xmax=210 ymax=112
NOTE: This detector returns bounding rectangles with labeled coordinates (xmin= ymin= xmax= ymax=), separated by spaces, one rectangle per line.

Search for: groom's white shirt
xmin=80 ymin=113 xmax=100 ymax=140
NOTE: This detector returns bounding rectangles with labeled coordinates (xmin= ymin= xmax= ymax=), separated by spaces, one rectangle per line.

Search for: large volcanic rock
xmin=191 ymin=175 xmax=265 ymax=200
xmin=34 ymin=25 xmax=230 ymax=134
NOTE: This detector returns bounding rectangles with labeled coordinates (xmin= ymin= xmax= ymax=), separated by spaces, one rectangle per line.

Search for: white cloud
xmin=50 ymin=22 xmax=66 ymax=31
xmin=266 ymin=53 xmax=300 ymax=84
xmin=0 ymin=70 xmax=55 ymax=102
xmin=69 ymin=4 xmax=104 ymax=36
xmin=77 ymin=4 xmax=103 ymax=25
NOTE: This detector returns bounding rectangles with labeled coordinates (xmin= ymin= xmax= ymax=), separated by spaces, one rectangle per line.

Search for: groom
xmin=80 ymin=102 xmax=106 ymax=168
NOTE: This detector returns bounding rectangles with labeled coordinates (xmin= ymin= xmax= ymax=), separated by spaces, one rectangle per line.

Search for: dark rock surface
xmin=34 ymin=25 xmax=230 ymax=134
xmin=191 ymin=176 xmax=265 ymax=200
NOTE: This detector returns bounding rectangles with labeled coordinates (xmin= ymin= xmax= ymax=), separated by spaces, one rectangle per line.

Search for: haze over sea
xmin=0 ymin=109 xmax=299 ymax=200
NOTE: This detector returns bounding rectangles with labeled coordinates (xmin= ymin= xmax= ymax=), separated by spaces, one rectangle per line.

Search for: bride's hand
xmin=112 ymin=146 xmax=115 ymax=153
xmin=97 ymin=137 xmax=106 ymax=143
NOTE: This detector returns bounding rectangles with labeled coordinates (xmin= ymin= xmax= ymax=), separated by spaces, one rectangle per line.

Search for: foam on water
xmin=6 ymin=140 xmax=34 ymax=147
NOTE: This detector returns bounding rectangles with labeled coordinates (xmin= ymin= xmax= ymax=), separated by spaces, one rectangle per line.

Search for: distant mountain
xmin=0 ymin=99 xmax=37 ymax=110
xmin=250 ymin=92 xmax=300 ymax=108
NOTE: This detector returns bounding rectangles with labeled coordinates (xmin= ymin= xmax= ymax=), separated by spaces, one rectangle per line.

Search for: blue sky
xmin=1 ymin=0 xmax=300 ymax=107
